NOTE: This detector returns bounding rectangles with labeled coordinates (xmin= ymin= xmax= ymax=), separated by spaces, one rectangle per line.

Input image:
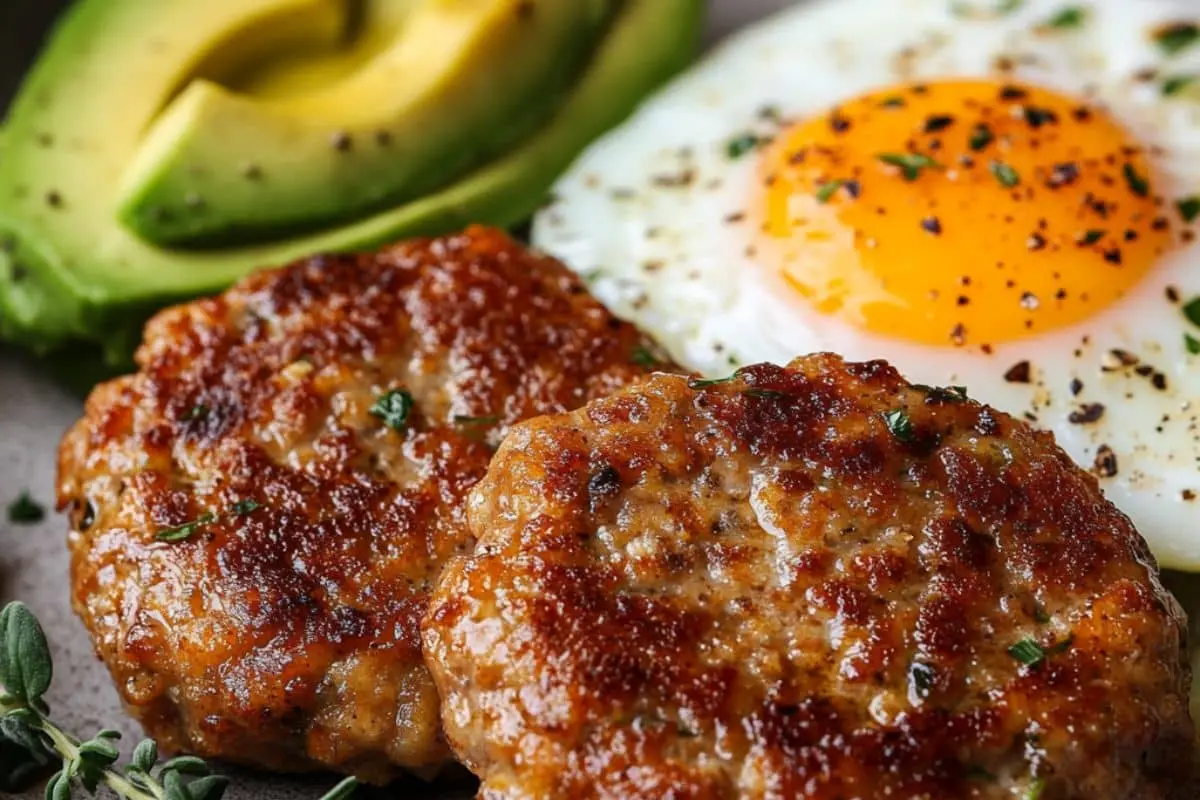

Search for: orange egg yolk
xmin=757 ymin=80 xmax=1172 ymax=346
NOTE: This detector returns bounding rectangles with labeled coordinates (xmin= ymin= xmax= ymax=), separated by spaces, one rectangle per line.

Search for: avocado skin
xmin=0 ymin=0 xmax=704 ymax=377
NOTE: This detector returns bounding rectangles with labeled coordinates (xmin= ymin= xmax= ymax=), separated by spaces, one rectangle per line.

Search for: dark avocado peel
xmin=0 ymin=0 xmax=704 ymax=374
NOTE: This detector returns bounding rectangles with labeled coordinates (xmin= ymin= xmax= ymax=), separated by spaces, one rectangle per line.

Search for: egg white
xmin=533 ymin=0 xmax=1200 ymax=568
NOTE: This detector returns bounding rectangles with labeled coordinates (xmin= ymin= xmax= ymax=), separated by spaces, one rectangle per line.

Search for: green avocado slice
xmin=116 ymin=0 xmax=614 ymax=247
xmin=0 ymin=0 xmax=703 ymax=369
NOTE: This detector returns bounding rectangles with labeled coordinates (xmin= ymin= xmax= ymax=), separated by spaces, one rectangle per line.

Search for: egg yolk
xmin=757 ymin=80 xmax=1172 ymax=346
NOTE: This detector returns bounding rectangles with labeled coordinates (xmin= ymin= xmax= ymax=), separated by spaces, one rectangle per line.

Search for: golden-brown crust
xmin=423 ymin=355 xmax=1195 ymax=799
xmin=57 ymin=227 xmax=671 ymax=783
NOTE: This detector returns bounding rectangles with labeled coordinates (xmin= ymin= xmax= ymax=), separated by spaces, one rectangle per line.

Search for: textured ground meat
xmin=57 ymin=227 xmax=670 ymax=783
xmin=424 ymin=354 xmax=1195 ymax=799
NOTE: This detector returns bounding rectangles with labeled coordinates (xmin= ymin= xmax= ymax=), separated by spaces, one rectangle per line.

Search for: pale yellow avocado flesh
xmin=117 ymin=0 xmax=611 ymax=247
xmin=0 ymin=0 xmax=704 ymax=368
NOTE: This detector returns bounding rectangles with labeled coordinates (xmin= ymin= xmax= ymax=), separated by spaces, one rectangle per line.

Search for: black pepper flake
xmin=1026 ymin=233 xmax=1047 ymax=251
xmin=1020 ymin=291 xmax=1040 ymax=309
xmin=842 ymin=179 xmax=862 ymax=199
xmin=1093 ymin=445 xmax=1118 ymax=478
xmin=1102 ymin=248 xmax=1123 ymax=264
xmin=1022 ymin=106 xmax=1059 ymax=128
xmin=1069 ymin=403 xmax=1106 ymax=424
xmin=1047 ymin=162 xmax=1080 ymax=188
xmin=999 ymin=85 xmax=1029 ymax=100
xmin=950 ymin=323 xmax=967 ymax=346
xmin=829 ymin=113 xmax=852 ymax=134
xmin=1072 ymin=106 xmax=1092 ymax=122
xmin=923 ymin=114 xmax=955 ymax=133
xmin=1004 ymin=361 xmax=1032 ymax=383
xmin=921 ymin=216 xmax=942 ymax=235
xmin=1152 ymin=372 xmax=1168 ymax=391
xmin=1069 ymin=378 xmax=1084 ymax=395
xmin=879 ymin=96 xmax=907 ymax=108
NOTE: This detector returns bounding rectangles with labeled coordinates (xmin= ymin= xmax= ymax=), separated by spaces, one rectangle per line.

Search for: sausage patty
xmin=423 ymin=354 xmax=1195 ymax=799
xmin=56 ymin=226 xmax=671 ymax=783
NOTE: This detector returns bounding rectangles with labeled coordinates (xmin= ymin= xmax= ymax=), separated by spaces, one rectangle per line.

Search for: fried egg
xmin=532 ymin=0 xmax=1200 ymax=568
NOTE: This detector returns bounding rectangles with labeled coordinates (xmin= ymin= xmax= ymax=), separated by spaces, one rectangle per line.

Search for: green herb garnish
xmin=1163 ymin=73 xmax=1197 ymax=96
xmin=726 ymin=133 xmax=763 ymax=160
xmin=230 ymin=499 xmax=261 ymax=516
xmin=1122 ymin=163 xmax=1150 ymax=197
xmin=631 ymin=345 xmax=660 ymax=367
xmin=815 ymin=179 xmax=846 ymax=203
xmin=744 ymin=389 xmax=786 ymax=400
xmin=1007 ymin=638 xmax=1046 ymax=666
xmin=370 ymin=389 xmax=415 ymax=432
xmin=990 ymin=160 xmax=1021 ymax=188
xmin=1026 ymin=777 xmax=1047 ymax=800
xmin=688 ymin=375 xmax=738 ymax=389
xmin=968 ymin=123 xmax=995 ymax=152
xmin=1079 ymin=229 xmax=1106 ymax=245
xmin=7 ymin=493 xmax=45 ymax=525
xmin=0 ymin=601 xmax=356 ymax=800
xmin=1176 ymin=195 xmax=1200 ymax=223
xmin=1183 ymin=296 xmax=1200 ymax=327
xmin=155 ymin=512 xmax=216 ymax=543
xmin=1186 ymin=333 xmax=1200 ymax=354
xmin=1044 ymin=6 xmax=1086 ymax=29
xmin=881 ymin=408 xmax=914 ymax=442
xmin=877 ymin=152 xmax=941 ymax=181
xmin=1154 ymin=22 xmax=1199 ymax=56
xmin=453 ymin=414 xmax=501 ymax=426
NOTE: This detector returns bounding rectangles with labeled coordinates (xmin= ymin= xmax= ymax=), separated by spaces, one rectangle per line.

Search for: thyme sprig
xmin=0 ymin=601 xmax=357 ymax=800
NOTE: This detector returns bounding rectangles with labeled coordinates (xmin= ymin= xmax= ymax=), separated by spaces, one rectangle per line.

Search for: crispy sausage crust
xmin=56 ymin=227 xmax=667 ymax=783
xmin=424 ymin=355 xmax=1195 ymax=799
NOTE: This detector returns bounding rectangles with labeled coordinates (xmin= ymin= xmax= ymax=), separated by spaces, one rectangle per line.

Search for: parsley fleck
xmin=1007 ymin=638 xmax=1046 ymax=666
xmin=877 ymin=152 xmax=941 ymax=181
xmin=1079 ymin=229 xmax=1106 ymax=245
xmin=726 ymin=133 xmax=763 ymax=160
xmin=631 ymin=345 xmax=660 ymax=367
xmin=1177 ymin=196 xmax=1200 ymax=223
xmin=1033 ymin=604 xmax=1052 ymax=624
xmin=453 ymin=414 xmax=501 ymax=426
xmin=968 ymin=123 xmax=995 ymax=151
xmin=1163 ymin=73 xmax=1197 ymax=96
xmin=1044 ymin=6 xmax=1086 ymax=29
xmin=370 ymin=389 xmax=415 ymax=431
xmin=744 ymin=389 xmax=786 ymax=400
xmin=155 ymin=512 xmax=217 ymax=543
xmin=990 ymin=160 xmax=1020 ymax=188
xmin=1183 ymin=296 xmax=1200 ymax=327
xmin=1186 ymin=333 xmax=1200 ymax=354
xmin=688 ymin=375 xmax=738 ymax=389
xmin=1154 ymin=22 xmax=1199 ymax=56
xmin=878 ymin=95 xmax=906 ymax=108
xmin=815 ymin=179 xmax=846 ymax=203
xmin=881 ymin=408 xmax=914 ymax=442
xmin=1122 ymin=163 xmax=1150 ymax=197
xmin=1026 ymin=777 xmax=1047 ymax=800
xmin=7 ymin=492 xmax=44 ymax=524
xmin=231 ymin=499 xmax=261 ymax=516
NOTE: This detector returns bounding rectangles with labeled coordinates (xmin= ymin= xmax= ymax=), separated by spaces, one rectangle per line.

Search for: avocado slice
xmin=117 ymin=0 xmax=614 ymax=247
xmin=0 ymin=0 xmax=703 ymax=369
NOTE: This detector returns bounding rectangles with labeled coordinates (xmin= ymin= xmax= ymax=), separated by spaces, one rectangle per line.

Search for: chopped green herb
xmin=968 ymin=123 xmax=995 ymax=151
xmin=726 ymin=133 xmax=763 ymax=160
xmin=453 ymin=414 xmax=501 ymax=426
xmin=950 ymin=0 xmax=1023 ymax=17
xmin=370 ymin=389 xmax=414 ymax=432
xmin=1154 ymin=22 xmax=1199 ymax=56
xmin=877 ymin=152 xmax=941 ymax=181
xmin=1186 ymin=333 xmax=1200 ymax=354
xmin=1176 ymin=195 xmax=1200 ymax=223
xmin=744 ymin=389 xmax=786 ymax=400
xmin=230 ymin=499 xmax=261 ymax=516
xmin=1026 ymin=777 xmax=1047 ymax=800
xmin=155 ymin=512 xmax=217 ymax=543
xmin=1007 ymin=637 xmax=1046 ymax=666
xmin=7 ymin=492 xmax=44 ymax=524
xmin=815 ymin=179 xmax=846 ymax=203
xmin=1079 ymin=229 xmax=1106 ymax=245
xmin=990 ymin=160 xmax=1020 ymax=188
xmin=1044 ymin=6 xmax=1086 ymax=29
xmin=1122 ymin=163 xmax=1150 ymax=197
xmin=1163 ymin=73 xmax=1197 ymax=96
xmin=878 ymin=95 xmax=906 ymax=108
xmin=1183 ymin=296 xmax=1200 ymax=327
xmin=1033 ymin=604 xmax=1052 ymax=624
xmin=917 ymin=384 xmax=969 ymax=403
xmin=688 ymin=375 xmax=738 ymax=389
xmin=882 ymin=408 xmax=914 ymax=442
xmin=631 ymin=345 xmax=660 ymax=367
xmin=182 ymin=404 xmax=209 ymax=422
xmin=967 ymin=765 xmax=997 ymax=782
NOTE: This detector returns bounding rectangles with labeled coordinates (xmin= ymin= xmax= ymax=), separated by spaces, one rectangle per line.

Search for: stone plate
xmin=0 ymin=1 xmax=792 ymax=797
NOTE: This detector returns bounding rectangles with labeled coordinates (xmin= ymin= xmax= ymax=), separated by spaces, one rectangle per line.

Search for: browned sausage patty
xmin=56 ymin=226 xmax=673 ymax=783
xmin=423 ymin=354 xmax=1195 ymax=799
